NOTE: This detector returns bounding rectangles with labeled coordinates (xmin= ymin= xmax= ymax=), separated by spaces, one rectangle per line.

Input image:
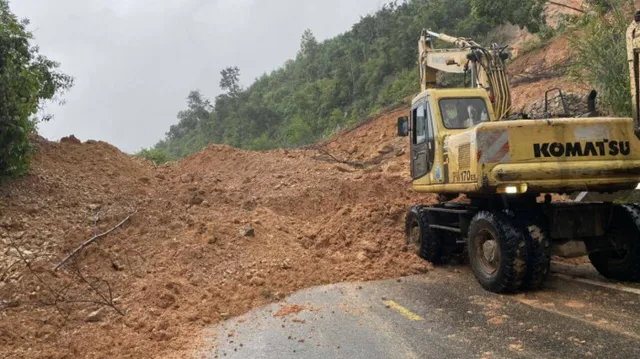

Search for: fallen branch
xmin=68 ymin=262 xmax=125 ymax=316
xmin=548 ymin=1 xmax=584 ymax=14
xmin=53 ymin=211 xmax=136 ymax=271
xmin=312 ymin=146 xmax=368 ymax=168
xmin=0 ymin=259 xmax=22 ymax=281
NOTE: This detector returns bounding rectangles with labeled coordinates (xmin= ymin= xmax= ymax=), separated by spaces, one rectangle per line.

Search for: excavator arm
xmin=419 ymin=29 xmax=512 ymax=120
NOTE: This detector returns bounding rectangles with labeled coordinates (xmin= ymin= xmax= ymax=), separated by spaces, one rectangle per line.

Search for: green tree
xmin=299 ymin=29 xmax=318 ymax=58
xmin=568 ymin=0 xmax=633 ymax=115
xmin=166 ymin=90 xmax=212 ymax=140
xmin=471 ymin=0 xmax=547 ymax=33
xmin=0 ymin=1 xmax=73 ymax=179
xmin=136 ymin=148 xmax=169 ymax=165
xmin=219 ymin=66 xmax=241 ymax=96
xmin=153 ymin=0 xmax=524 ymax=157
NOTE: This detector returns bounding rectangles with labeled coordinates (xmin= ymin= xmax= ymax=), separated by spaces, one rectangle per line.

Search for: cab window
xmin=439 ymin=98 xmax=489 ymax=129
xmin=412 ymin=103 xmax=426 ymax=144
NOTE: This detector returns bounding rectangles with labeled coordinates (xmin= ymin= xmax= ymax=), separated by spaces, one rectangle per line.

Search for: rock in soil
xmin=241 ymin=225 xmax=255 ymax=237
xmin=85 ymin=308 xmax=105 ymax=323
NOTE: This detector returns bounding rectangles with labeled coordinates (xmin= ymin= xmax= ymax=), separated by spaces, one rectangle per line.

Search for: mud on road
xmin=208 ymin=264 xmax=640 ymax=359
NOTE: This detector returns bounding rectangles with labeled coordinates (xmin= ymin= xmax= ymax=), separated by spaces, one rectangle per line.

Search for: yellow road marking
xmin=384 ymin=300 xmax=424 ymax=321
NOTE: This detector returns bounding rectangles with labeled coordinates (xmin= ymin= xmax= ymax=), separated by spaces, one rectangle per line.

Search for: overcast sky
xmin=11 ymin=0 xmax=385 ymax=153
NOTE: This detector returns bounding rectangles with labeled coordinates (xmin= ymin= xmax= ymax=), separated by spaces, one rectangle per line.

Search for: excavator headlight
xmin=497 ymin=184 xmax=528 ymax=195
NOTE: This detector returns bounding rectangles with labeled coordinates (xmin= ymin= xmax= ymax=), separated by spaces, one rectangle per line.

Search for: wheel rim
xmin=475 ymin=228 xmax=500 ymax=275
xmin=408 ymin=221 xmax=421 ymax=255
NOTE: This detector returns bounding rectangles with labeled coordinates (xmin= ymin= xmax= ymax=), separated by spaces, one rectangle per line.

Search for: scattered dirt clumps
xmin=0 ymin=112 xmax=434 ymax=358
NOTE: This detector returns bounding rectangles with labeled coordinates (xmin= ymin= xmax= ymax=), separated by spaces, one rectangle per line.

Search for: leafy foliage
xmin=0 ymin=1 xmax=73 ymax=179
xmin=147 ymin=0 xmax=549 ymax=159
xmin=471 ymin=0 xmax=547 ymax=33
xmin=219 ymin=66 xmax=241 ymax=96
xmin=136 ymin=148 xmax=169 ymax=165
xmin=568 ymin=0 xmax=634 ymax=116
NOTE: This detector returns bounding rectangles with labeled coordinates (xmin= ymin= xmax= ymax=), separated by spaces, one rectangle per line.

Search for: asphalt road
xmin=202 ymin=263 xmax=640 ymax=359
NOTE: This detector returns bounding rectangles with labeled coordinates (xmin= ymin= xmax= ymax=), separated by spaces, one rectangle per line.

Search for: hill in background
xmin=143 ymin=0 xmax=596 ymax=163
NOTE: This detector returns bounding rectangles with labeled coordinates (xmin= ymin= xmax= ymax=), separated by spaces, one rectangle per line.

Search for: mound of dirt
xmin=0 ymin=116 xmax=435 ymax=358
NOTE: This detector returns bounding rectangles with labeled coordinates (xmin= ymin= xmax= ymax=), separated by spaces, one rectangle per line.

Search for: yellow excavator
xmin=399 ymin=13 xmax=640 ymax=293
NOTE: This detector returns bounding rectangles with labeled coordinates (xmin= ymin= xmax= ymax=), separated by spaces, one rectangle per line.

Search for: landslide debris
xmin=0 ymin=111 xmax=434 ymax=358
xmin=0 ymin=11 xmax=587 ymax=354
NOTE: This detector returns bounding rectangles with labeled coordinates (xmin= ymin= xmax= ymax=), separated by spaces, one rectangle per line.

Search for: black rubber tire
xmin=468 ymin=211 xmax=529 ymax=293
xmin=521 ymin=223 xmax=551 ymax=290
xmin=405 ymin=206 xmax=443 ymax=264
xmin=588 ymin=204 xmax=640 ymax=282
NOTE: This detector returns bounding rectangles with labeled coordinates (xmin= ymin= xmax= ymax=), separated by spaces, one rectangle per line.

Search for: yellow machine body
xmin=408 ymin=89 xmax=640 ymax=196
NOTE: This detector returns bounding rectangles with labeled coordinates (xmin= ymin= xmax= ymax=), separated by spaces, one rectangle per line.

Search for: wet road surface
xmin=202 ymin=263 xmax=640 ymax=359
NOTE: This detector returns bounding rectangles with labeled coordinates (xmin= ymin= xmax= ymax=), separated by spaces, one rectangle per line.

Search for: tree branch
xmin=547 ymin=1 xmax=584 ymax=13
xmin=53 ymin=211 xmax=136 ymax=271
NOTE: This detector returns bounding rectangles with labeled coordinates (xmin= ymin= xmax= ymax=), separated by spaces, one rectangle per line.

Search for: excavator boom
xmin=418 ymin=29 xmax=511 ymax=120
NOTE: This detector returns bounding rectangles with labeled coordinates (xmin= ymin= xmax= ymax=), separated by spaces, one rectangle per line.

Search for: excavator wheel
xmin=587 ymin=204 xmax=640 ymax=282
xmin=405 ymin=206 xmax=443 ymax=264
xmin=521 ymin=223 xmax=551 ymax=290
xmin=468 ymin=211 xmax=529 ymax=293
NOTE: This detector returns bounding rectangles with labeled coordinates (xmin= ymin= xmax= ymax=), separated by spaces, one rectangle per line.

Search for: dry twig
xmin=311 ymin=145 xmax=368 ymax=168
xmin=548 ymin=1 xmax=584 ymax=13
xmin=53 ymin=211 xmax=136 ymax=271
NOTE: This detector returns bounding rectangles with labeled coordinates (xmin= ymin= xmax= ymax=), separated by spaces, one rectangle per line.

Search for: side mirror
xmin=397 ymin=117 xmax=409 ymax=137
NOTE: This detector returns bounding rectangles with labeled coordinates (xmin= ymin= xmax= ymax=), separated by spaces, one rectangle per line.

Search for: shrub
xmin=0 ymin=1 xmax=73 ymax=179
xmin=136 ymin=148 xmax=170 ymax=165
xmin=568 ymin=0 xmax=634 ymax=116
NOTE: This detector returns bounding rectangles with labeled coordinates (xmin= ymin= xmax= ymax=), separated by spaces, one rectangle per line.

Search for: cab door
xmin=425 ymin=100 xmax=436 ymax=175
xmin=411 ymin=101 xmax=429 ymax=180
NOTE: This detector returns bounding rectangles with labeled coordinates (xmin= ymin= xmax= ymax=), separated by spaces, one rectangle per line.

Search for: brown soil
xmin=509 ymin=35 xmax=589 ymax=112
xmin=273 ymin=304 xmax=308 ymax=318
xmin=508 ymin=0 xmax=590 ymax=111
xmin=0 ymin=112 xmax=434 ymax=358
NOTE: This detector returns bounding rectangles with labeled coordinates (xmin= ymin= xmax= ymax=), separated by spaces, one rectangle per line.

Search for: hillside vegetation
xmin=142 ymin=0 xmax=633 ymax=164
xmin=143 ymin=0 xmax=531 ymax=161
xmin=0 ymin=0 xmax=72 ymax=179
